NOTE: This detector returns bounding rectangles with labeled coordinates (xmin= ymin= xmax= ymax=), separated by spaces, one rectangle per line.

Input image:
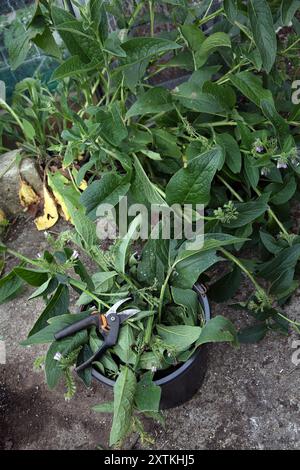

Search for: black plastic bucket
xmin=91 ymin=283 xmax=210 ymax=409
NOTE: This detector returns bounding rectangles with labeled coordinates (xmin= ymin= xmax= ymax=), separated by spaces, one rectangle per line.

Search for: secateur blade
xmin=105 ymin=298 xmax=139 ymax=323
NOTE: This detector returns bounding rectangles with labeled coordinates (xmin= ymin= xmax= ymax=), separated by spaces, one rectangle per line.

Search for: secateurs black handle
xmin=75 ymin=312 xmax=121 ymax=372
xmin=54 ymin=315 xmax=100 ymax=341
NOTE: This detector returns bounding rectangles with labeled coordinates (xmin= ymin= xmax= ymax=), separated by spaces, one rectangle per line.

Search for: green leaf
xmin=224 ymin=194 xmax=269 ymax=229
xmin=32 ymin=26 xmax=61 ymax=59
xmin=66 ymin=202 xmax=97 ymax=247
xmin=224 ymin=0 xmax=239 ymax=23
xmin=196 ymin=316 xmax=238 ymax=346
xmin=173 ymin=84 xmax=227 ymax=114
xmin=28 ymin=277 xmax=53 ymax=300
xmin=51 ymin=55 xmax=101 ymax=81
xmin=114 ymin=214 xmax=142 ymax=273
xmin=131 ymin=155 xmax=167 ymax=206
xmin=21 ymin=313 xmax=90 ymax=346
xmin=45 ymin=330 xmax=87 ymax=389
xmin=238 ymin=323 xmax=268 ymax=343
xmin=195 ymin=32 xmax=231 ymax=68
xmin=156 ymin=324 xmax=202 ymax=352
xmin=22 ymin=119 xmax=36 ymax=141
xmin=80 ymin=173 xmax=130 ymax=219
xmin=166 ymin=146 xmax=223 ymax=206
xmin=209 ymin=267 xmax=242 ymax=303
xmin=126 ymin=87 xmax=173 ymax=119
xmin=14 ymin=267 xmax=48 ymax=287
xmin=180 ymin=25 xmax=205 ymax=51
xmin=77 ymin=272 xmax=117 ymax=305
xmin=113 ymin=324 xmax=137 ymax=364
xmin=267 ymin=176 xmax=297 ymax=206
xmin=260 ymin=99 xmax=290 ymax=147
xmin=172 ymin=251 xmax=221 ymax=289
xmin=216 ymin=133 xmax=241 ymax=173
xmin=244 ymin=154 xmax=259 ymax=190
xmin=230 ymin=72 xmax=273 ymax=107
xmin=118 ymin=37 xmax=181 ymax=70
xmin=152 ymin=129 xmax=181 ymax=159
xmin=96 ymin=102 xmax=128 ymax=147
xmin=248 ymin=0 xmax=277 ymax=73
xmin=93 ymin=402 xmax=114 ymax=413
xmin=171 ymin=287 xmax=199 ymax=325
xmin=110 ymin=367 xmax=137 ymax=447
xmin=103 ymin=32 xmax=126 ymax=58
xmin=135 ymin=372 xmax=161 ymax=412
xmin=0 ymin=271 xmax=23 ymax=304
xmin=280 ymin=0 xmax=300 ymax=26
xmin=28 ymin=285 xmax=69 ymax=337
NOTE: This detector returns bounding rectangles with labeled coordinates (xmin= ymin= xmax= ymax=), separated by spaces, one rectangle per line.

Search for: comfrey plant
xmin=1 ymin=0 xmax=300 ymax=448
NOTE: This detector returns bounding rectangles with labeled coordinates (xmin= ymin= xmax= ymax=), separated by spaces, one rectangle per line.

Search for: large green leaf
xmin=126 ymin=87 xmax=173 ymax=118
xmin=0 ymin=271 xmax=23 ymax=305
xmin=21 ymin=313 xmax=90 ymax=346
xmin=131 ymin=155 xmax=167 ymax=206
xmin=110 ymin=367 xmax=137 ymax=447
xmin=238 ymin=323 xmax=268 ymax=343
xmin=28 ymin=285 xmax=70 ymax=337
xmin=230 ymin=72 xmax=273 ymax=107
xmin=195 ymin=32 xmax=231 ymax=68
xmin=280 ymin=0 xmax=300 ymax=26
xmin=156 ymin=324 xmax=202 ymax=352
xmin=196 ymin=316 xmax=238 ymax=346
xmin=135 ymin=372 xmax=161 ymax=412
xmin=45 ymin=330 xmax=87 ymax=389
xmin=248 ymin=0 xmax=277 ymax=73
xmin=166 ymin=147 xmax=223 ymax=206
xmin=96 ymin=103 xmax=128 ymax=147
xmin=114 ymin=214 xmax=142 ymax=273
xmin=224 ymin=194 xmax=269 ymax=229
xmin=118 ymin=37 xmax=181 ymax=70
xmin=51 ymin=55 xmax=101 ymax=81
xmin=80 ymin=173 xmax=130 ymax=219
xmin=173 ymin=83 xmax=227 ymax=114
xmin=171 ymin=250 xmax=221 ymax=289
xmin=216 ymin=133 xmax=241 ymax=173
xmin=14 ymin=267 xmax=48 ymax=287
xmin=112 ymin=324 xmax=137 ymax=365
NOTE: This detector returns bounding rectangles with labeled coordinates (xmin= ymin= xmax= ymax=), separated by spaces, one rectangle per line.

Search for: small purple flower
xmin=255 ymin=146 xmax=264 ymax=153
xmin=277 ymin=160 xmax=288 ymax=169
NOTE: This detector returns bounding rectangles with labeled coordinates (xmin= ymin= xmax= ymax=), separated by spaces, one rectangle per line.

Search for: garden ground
xmin=0 ymin=218 xmax=299 ymax=450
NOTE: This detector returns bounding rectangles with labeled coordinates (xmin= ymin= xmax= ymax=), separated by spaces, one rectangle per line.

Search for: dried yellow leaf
xmin=53 ymin=189 xmax=71 ymax=221
xmin=34 ymin=185 xmax=59 ymax=230
xmin=19 ymin=179 xmax=39 ymax=208
xmin=78 ymin=179 xmax=88 ymax=191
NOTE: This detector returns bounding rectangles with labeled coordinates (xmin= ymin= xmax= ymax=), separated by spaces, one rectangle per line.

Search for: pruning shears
xmin=54 ymin=298 xmax=139 ymax=372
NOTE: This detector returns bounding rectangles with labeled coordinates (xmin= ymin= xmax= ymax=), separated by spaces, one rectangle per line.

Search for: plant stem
xmin=220 ymin=248 xmax=263 ymax=294
xmin=158 ymin=267 xmax=173 ymax=323
xmin=282 ymin=38 xmax=300 ymax=54
xmin=254 ymin=188 xmax=289 ymax=236
xmin=217 ymin=175 xmax=244 ymax=202
xmin=0 ymin=99 xmax=27 ymax=137
xmin=149 ymin=0 xmax=154 ymax=37
xmin=128 ymin=0 xmax=146 ymax=28
xmin=196 ymin=7 xmax=223 ymax=26
xmin=69 ymin=278 xmax=110 ymax=310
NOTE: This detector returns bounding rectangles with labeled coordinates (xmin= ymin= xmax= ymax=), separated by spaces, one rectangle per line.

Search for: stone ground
xmin=0 ymin=217 xmax=299 ymax=450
